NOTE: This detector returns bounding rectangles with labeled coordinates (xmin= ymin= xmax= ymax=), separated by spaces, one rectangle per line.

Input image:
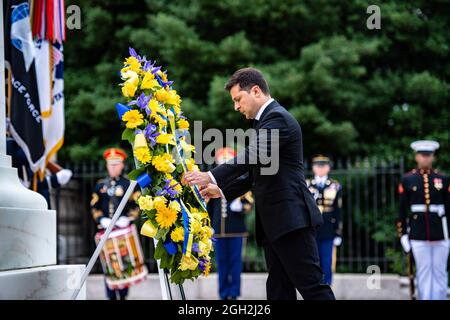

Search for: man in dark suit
xmin=185 ymin=67 xmax=335 ymax=300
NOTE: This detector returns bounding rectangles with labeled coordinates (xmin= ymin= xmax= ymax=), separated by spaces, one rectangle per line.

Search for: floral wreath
xmin=116 ymin=48 xmax=213 ymax=284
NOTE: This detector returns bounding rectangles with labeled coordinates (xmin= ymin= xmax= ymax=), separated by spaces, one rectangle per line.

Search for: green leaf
xmin=154 ymin=240 xmax=165 ymax=260
xmin=121 ymin=128 xmax=135 ymax=144
xmin=127 ymin=167 xmax=145 ymax=180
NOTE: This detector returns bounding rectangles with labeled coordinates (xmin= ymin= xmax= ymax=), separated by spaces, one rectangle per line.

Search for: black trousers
xmin=263 ymin=227 xmax=336 ymax=300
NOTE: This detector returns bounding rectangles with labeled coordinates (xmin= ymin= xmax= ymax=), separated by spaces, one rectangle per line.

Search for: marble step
xmin=0 ymin=207 xmax=56 ymax=271
xmin=0 ymin=265 xmax=86 ymax=299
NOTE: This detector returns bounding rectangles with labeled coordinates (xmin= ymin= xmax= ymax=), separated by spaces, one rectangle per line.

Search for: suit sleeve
xmin=222 ymin=171 xmax=253 ymax=202
xmin=211 ymin=111 xmax=290 ymax=189
xmin=397 ymin=177 xmax=408 ymax=237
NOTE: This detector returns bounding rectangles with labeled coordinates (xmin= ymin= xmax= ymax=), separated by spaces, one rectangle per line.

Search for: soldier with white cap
xmin=397 ymin=140 xmax=450 ymax=300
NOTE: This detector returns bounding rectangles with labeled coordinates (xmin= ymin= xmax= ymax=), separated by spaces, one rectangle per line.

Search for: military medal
xmin=433 ymin=178 xmax=443 ymax=190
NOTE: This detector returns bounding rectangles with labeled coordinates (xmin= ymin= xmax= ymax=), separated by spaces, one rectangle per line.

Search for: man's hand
xmin=184 ymin=171 xmax=212 ymax=187
xmin=200 ymin=183 xmax=223 ymax=200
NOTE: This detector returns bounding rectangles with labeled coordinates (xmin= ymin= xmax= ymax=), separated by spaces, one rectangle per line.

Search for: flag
xmin=4 ymin=0 xmax=46 ymax=173
xmin=4 ymin=0 xmax=66 ymax=180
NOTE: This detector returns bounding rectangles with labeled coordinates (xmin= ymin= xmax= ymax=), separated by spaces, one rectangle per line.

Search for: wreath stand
xmin=70 ymin=180 xmax=186 ymax=300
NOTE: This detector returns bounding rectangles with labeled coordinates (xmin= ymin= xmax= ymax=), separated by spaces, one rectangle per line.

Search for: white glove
xmin=229 ymin=198 xmax=243 ymax=212
xmin=56 ymin=169 xmax=73 ymax=185
xmin=100 ymin=217 xmax=112 ymax=229
xmin=400 ymin=234 xmax=411 ymax=253
xmin=333 ymin=236 xmax=342 ymax=247
xmin=115 ymin=216 xmax=130 ymax=228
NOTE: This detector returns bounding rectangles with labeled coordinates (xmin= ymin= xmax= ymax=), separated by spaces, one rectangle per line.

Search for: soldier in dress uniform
xmin=397 ymin=140 xmax=449 ymax=300
xmin=90 ymin=147 xmax=140 ymax=300
xmin=207 ymin=147 xmax=254 ymax=300
xmin=306 ymin=155 xmax=343 ymax=285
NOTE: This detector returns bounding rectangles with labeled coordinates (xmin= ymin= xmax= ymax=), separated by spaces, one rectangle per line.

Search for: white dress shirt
xmin=255 ymin=98 xmax=274 ymax=120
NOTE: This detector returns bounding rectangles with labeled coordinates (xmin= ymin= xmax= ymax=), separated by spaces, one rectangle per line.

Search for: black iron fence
xmin=53 ymin=157 xmax=410 ymax=274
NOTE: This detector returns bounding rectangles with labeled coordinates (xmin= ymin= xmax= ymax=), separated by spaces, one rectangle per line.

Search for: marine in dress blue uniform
xmin=207 ymin=147 xmax=254 ymax=300
xmin=397 ymin=140 xmax=449 ymax=300
xmin=90 ymin=148 xmax=140 ymax=300
xmin=307 ymin=155 xmax=342 ymax=285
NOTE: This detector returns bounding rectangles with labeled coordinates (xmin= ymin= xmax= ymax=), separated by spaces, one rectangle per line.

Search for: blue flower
xmin=157 ymin=178 xmax=180 ymax=198
xmin=143 ymin=123 xmax=160 ymax=146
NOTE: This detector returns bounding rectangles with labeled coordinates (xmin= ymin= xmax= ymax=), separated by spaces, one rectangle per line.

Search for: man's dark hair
xmin=224 ymin=67 xmax=270 ymax=94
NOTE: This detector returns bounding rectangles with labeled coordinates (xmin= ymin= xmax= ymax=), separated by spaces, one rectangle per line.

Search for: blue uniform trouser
xmin=105 ymin=280 xmax=128 ymax=300
xmin=214 ymin=237 xmax=243 ymax=299
xmin=315 ymin=239 xmax=334 ymax=285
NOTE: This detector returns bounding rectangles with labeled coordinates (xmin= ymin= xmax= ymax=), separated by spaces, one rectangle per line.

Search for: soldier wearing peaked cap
xmin=307 ymin=155 xmax=343 ymax=285
xmin=397 ymin=140 xmax=450 ymax=300
xmin=90 ymin=148 xmax=141 ymax=300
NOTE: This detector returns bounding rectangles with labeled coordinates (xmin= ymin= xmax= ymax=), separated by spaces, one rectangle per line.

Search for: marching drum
xmin=95 ymin=224 xmax=148 ymax=290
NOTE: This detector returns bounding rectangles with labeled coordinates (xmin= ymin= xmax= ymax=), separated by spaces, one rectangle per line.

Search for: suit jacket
xmin=210 ymin=100 xmax=323 ymax=246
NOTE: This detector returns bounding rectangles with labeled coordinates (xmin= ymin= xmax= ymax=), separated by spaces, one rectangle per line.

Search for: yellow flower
xmin=138 ymin=195 xmax=154 ymax=211
xmin=200 ymin=226 xmax=213 ymax=241
xmin=134 ymin=147 xmax=151 ymax=164
xmin=156 ymin=70 xmax=168 ymax=83
xmin=202 ymin=261 xmax=211 ymax=276
xmin=180 ymin=140 xmax=195 ymax=153
xmin=122 ymin=81 xmax=138 ymax=98
xmin=140 ymin=71 xmax=160 ymax=90
xmin=171 ymin=180 xmax=182 ymax=194
xmin=155 ymin=206 xmax=178 ymax=228
xmin=152 ymin=154 xmax=176 ymax=173
xmin=167 ymin=89 xmax=181 ymax=107
xmin=169 ymin=200 xmax=181 ymax=213
xmin=122 ymin=110 xmax=144 ymax=128
xmin=170 ymin=226 xmax=184 ymax=242
xmin=198 ymin=239 xmax=212 ymax=256
xmin=179 ymin=254 xmax=198 ymax=271
xmin=177 ymin=119 xmax=189 ymax=130
xmin=121 ymin=70 xmax=139 ymax=84
xmin=149 ymin=99 xmax=166 ymax=114
xmin=156 ymin=133 xmax=175 ymax=145
xmin=122 ymin=56 xmax=141 ymax=73
xmin=155 ymin=88 xmax=171 ymax=104
xmin=153 ymin=196 xmax=167 ymax=211
xmin=149 ymin=99 xmax=168 ymax=126
xmin=186 ymin=158 xmax=197 ymax=171
xmin=190 ymin=219 xmax=202 ymax=235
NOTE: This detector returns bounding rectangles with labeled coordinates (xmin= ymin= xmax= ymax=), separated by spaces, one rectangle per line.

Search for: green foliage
xmin=62 ymin=0 xmax=449 ymax=168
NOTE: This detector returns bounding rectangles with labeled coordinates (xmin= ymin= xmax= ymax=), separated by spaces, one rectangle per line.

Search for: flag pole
xmin=0 ymin=0 xmax=6 ymax=156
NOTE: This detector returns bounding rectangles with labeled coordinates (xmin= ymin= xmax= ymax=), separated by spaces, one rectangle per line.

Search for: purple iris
xmin=198 ymin=258 xmax=208 ymax=272
xmin=157 ymin=178 xmax=180 ymax=198
xmin=143 ymin=60 xmax=155 ymax=72
xmin=128 ymin=93 xmax=152 ymax=116
xmin=129 ymin=47 xmax=142 ymax=62
xmin=154 ymin=70 xmax=174 ymax=88
xmin=191 ymin=242 xmax=200 ymax=253
xmin=143 ymin=123 xmax=160 ymax=146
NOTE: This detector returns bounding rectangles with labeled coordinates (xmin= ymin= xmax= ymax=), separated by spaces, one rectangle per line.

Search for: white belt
xmin=411 ymin=204 xmax=445 ymax=216
xmin=410 ymin=204 xmax=448 ymax=240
